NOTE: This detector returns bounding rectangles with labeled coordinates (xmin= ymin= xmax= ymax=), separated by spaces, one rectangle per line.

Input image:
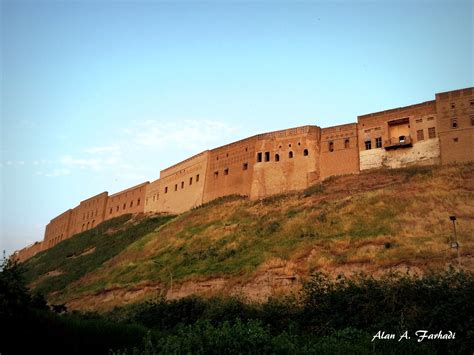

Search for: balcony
xmin=384 ymin=135 xmax=413 ymax=150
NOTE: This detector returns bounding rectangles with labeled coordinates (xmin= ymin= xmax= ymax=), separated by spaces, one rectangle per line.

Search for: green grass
xmin=22 ymin=214 xmax=175 ymax=296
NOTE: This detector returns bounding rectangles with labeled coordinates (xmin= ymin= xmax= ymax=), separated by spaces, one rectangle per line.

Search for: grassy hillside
xmin=22 ymin=163 xmax=474 ymax=310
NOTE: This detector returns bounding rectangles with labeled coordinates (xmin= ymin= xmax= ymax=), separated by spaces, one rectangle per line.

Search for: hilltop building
xmin=14 ymin=87 xmax=474 ymax=262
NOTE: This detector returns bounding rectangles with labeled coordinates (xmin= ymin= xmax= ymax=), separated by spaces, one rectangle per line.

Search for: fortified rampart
xmin=14 ymin=87 xmax=474 ymax=262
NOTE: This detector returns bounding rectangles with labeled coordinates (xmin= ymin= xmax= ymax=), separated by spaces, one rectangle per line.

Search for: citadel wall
xmin=146 ymin=151 xmax=210 ymax=214
xmin=105 ymin=182 xmax=149 ymax=220
xmin=14 ymin=87 xmax=474 ymax=263
xmin=357 ymin=100 xmax=439 ymax=170
xmin=250 ymin=126 xmax=320 ymax=199
xmin=435 ymin=87 xmax=474 ymax=165
xmin=320 ymin=123 xmax=359 ymax=180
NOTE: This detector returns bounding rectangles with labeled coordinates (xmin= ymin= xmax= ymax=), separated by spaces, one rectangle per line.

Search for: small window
xmin=243 ymin=163 xmax=248 ymax=170
xmin=257 ymin=152 xmax=262 ymax=162
xmin=189 ymin=177 xmax=193 ymax=185
xmin=275 ymin=154 xmax=280 ymax=162
xmin=298 ymin=142 xmax=301 ymax=146
xmin=109 ymin=208 xmax=112 ymax=214
xmin=428 ymin=127 xmax=436 ymax=139
xmin=365 ymin=140 xmax=372 ymax=150
xmin=329 ymin=142 xmax=334 ymax=152
xmin=264 ymin=152 xmax=270 ymax=162
xmin=470 ymin=115 xmax=474 ymax=126
xmin=245 ymin=147 xmax=248 ymax=152
xmin=130 ymin=201 xmax=133 ymax=207
xmin=165 ymin=186 xmax=168 ymax=193
xmin=289 ymin=151 xmax=294 ymax=158
xmin=415 ymin=118 xmax=423 ymax=123
xmin=116 ymin=206 xmax=119 ymax=212
xmin=214 ymin=171 xmax=219 ymax=178
xmin=303 ymin=149 xmax=308 ymax=156
xmin=196 ymin=174 xmax=200 ymax=182
xmin=451 ymin=118 xmax=458 ymax=129
xmin=137 ymin=199 xmax=140 ymax=206
xmin=123 ymin=203 xmax=126 ymax=210
xmin=451 ymin=103 xmax=455 ymax=109
xmin=470 ymin=100 xmax=474 ymax=107
xmin=427 ymin=117 xmax=434 ymax=121
xmin=174 ymin=184 xmax=178 ymax=191
xmin=417 ymin=130 xmax=424 ymax=141
xmin=375 ymin=137 xmax=382 ymax=148
xmin=224 ymin=168 xmax=229 ymax=175
xmin=181 ymin=181 xmax=184 ymax=189
xmin=289 ymin=144 xmax=292 ymax=147
xmin=345 ymin=139 xmax=350 ymax=149
xmin=453 ymin=137 xmax=459 ymax=142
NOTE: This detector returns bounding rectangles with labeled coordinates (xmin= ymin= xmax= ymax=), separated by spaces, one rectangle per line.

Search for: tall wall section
xmin=435 ymin=88 xmax=474 ymax=164
xmin=69 ymin=192 xmax=108 ymax=236
xmin=105 ymin=182 xmax=149 ymax=220
xmin=357 ymin=100 xmax=439 ymax=170
xmin=250 ymin=125 xmax=321 ymax=199
xmin=320 ymin=123 xmax=359 ymax=180
xmin=44 ymin=209 xmax=73 ymax=249
xmin=145 ymin=151 xmax=209 ymax=214
xmin=203 ymin=137 xmax=257 ymax=203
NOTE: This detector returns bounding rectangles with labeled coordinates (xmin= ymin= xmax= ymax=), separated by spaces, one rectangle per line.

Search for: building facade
xmin=14 ymin=87 xmax=474 ymax=262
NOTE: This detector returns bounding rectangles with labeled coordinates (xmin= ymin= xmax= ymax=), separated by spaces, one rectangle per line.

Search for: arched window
xmin=303 ymin=149 xmax=308 ymax=156
xmin=345 ymin=139 xmax=350 ymax=149
xmin=275 ymin=154 xmax=280 ymax=162
xmin=289 ymin=151 xmax=294 ymax=158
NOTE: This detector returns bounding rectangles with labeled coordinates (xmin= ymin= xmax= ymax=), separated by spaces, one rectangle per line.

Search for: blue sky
xmin=1 ymin=0 xmax=472 ymax=256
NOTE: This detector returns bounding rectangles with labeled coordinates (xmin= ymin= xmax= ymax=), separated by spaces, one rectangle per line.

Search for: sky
xmin=1 ymin=0 xmax=472 ymax=256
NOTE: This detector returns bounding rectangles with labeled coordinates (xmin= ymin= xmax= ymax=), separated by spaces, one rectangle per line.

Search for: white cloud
xmin=35 ymin=168 xmax=71 ymax=177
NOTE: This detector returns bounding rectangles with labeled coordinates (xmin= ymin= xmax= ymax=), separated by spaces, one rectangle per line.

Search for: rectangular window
xmin=174 ymin=184 xmax=177 ymax=191
xmin=451 ymin=118 xmax=458 ymax=128
xmin=116 ymin=206 xmax=119 ymax=212
xmin=165 ymin=186 xmax=168 ymax=193
xmin=109 ymin=208 xmax=112 ymax=214
xmin=416 ymin=129 xmax=424 ymax=141
xmin=375 ymin=137 xmax=382 ymax=148
xmin=328 ymin=142 xmax=334 ymax=152
xmin=243 ymin=163 xmax=248 ymax=170
xmin=181 ymin=181 xmax=184 ymax=189
xmin=365 ymin=140 xmax=372 ymax=150
xmin=189 ymin=177 xmax=193 ymax=185
xmin=130 ymin=201 xmax=133 ymax=207
xmin=415 ymin=119 xmax=423 ymax=123
xmin=428 ymin=127 xmax=436 ymax=139
xmin=196 ymin=174 xmax=200 ymax=182
xmin=214 ymin=171 xmax=219 ymax=178
xmin=257 ymin=152 xmax=262 ymax=162
xmin=264 ymin=152 xmax=270 ymax=162
xmin=123 ymin=203 xmax=126 ymax=210
xmin=427 ymin=117 xmax=434 ymax=121
xmin=471 ymin=116 xmax=474 ymax=126
xmin=224 ymin=168 xmax=229 ymax=175
xmin=137 ymin=199 xmax=140 ymax=206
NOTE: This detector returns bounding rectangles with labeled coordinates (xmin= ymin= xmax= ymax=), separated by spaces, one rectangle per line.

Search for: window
xmin=328 ymin=142 xmax=334 ymax=152
xmin=345 ymin=139 xmax=350 ymax=149
xmin=365 ymin=140 xmax=372 ymax=150
xmin=375 ymin=137 xmax=382 ymax=148
xmin=189 ymin=177 xmax=193 ymax=185
xmin=298 ymin=142 xmax=301 ymax=146
xmin=417 ymin=129 xmax=424 ymax=141
xmin=137 ymin=199 xmax=140 ymax=206
xmin=453 ymin=137 xmax=459 ymax=142
xmin=214 ymin=171 xmax=219 ymax=178
xmin=257 ymin=152 xmax=262 ymax=162
xmin=116 ymin=206 xmax=119 ymax=212
xmin=123 ymin=203 xmax=126 ymax=210
xmin=130 ymin=201 xmax=133 ymax=207
xmin=264 ymin=152 xmax=270 ymax=162
xmin=174 ymin=184 xmax=177 ymax=191
xmin=224 ymin=168 xmax=229 ymax=175
xmin=275 ymin=154 xmax=280 ymax=162
xmin=181 ymin=181 xmax=184 ymax=189
xmin=196 ymin=174 xmax=200 ymax=182
xmin=451 ymin=103 xmax=455 ymax=109
xmin=428 ymin=127 xmax=436 ymax=139
xmin=470 ymin=100 xmax=474 ymax=107
xmin=415 ymin=119 xmax=423 ymax=123
xmin=289 ymin=151 xmax=294 ymax=158
xmin=165 ymin=186 xmax=168 ymax=193
xmin=451 ymin=118 xmax=458 ymax=128
xmin=243 ymin=163 xmax=248 ymax=170
xmin=289 ymin=144 xmax=292 ymax=147
xmin=303 ymin=149 xmax=308 ymax=156
xmin=427 ymin=117 xmax=434 ymax=121
xmin=109 ymin=208 xmax=112 ymax=214
xmin=471 ymin=116 xmax=474 ymax=126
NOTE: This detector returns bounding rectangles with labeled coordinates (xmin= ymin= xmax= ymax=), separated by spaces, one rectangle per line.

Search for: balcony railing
xmin=384 ymin=135 xmax=412 ymax=150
